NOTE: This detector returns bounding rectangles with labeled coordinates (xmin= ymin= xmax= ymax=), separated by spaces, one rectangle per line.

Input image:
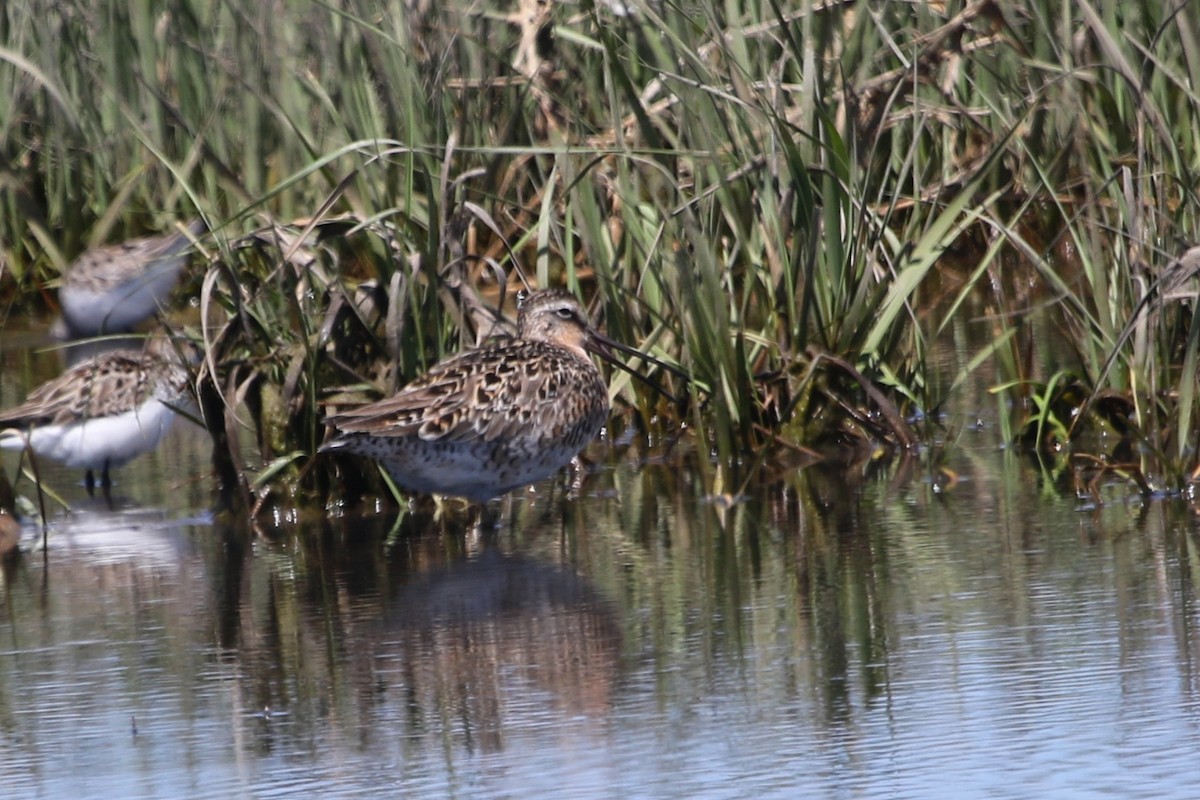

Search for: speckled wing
xmin=65 ymin=219 xmax=205 ymax=291
xmin=326 ymin=341 xmax=594 ymax=445
xmin=0 ymin=352 xmax=154 ymax=428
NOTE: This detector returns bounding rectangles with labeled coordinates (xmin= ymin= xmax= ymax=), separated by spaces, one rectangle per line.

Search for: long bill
xmin=585 ymin=331 xmax=690 ymax=406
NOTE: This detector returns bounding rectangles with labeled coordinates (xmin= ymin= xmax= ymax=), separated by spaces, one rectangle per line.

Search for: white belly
xmin=0 ymin=399 xmax=178 ymax=470
xmin=59 ymin=263 xmax=183 ymax=335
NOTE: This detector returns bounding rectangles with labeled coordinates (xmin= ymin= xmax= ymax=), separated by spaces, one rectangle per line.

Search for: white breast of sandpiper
xmin=60 ymin=262 xmax=186 ymax=335
xmin=59 ymin=222 xmax=203 ymax=336
xmin=0 ymin=397 xmax=179 ymax=471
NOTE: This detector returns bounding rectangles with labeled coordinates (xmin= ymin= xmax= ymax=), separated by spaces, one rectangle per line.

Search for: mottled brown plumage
xmin=321 ymin=289 xmax=612 ymax=502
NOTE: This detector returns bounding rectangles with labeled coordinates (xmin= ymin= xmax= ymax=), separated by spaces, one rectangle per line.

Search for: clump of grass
xmin=965 ymin=0 xmax=1200 ymax=496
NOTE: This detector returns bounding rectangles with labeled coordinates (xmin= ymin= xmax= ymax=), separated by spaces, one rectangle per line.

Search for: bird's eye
xmin=555 ymin=308 xmax=574 ymax=320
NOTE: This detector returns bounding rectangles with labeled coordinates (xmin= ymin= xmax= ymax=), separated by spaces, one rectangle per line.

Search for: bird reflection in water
xmin=372 ymin=547 xmax=622 ymax=750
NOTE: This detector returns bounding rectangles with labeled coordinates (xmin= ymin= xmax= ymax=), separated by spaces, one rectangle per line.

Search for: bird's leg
xmin=566 ymin=455 xmax=592 ymax=498
xmin=478 ymin=499 xmax=503 ymax=533
xmin=467 ymin=497 xmax=508 ymax=551
xmin=101 ymin=461 xmax=116 ymax=508
xmin=85 ymin=470 xmax=96 ymax=496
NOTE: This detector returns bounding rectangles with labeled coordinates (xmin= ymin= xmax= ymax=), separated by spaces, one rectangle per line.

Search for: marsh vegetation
xmin=2 ymin=0 xmax=1199 ymax=514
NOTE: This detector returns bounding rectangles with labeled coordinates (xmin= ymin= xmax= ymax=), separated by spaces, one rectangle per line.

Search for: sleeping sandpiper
xmin=58 ymin=219 xmax=206 ymax=337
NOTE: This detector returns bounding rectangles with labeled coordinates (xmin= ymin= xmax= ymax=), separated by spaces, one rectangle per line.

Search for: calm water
xmin=3 ymin=326 xmax=1200 ymax=799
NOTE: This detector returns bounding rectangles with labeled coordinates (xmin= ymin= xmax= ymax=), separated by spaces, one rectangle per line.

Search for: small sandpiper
xmin=321 ymin=288 xmax=637 ymax=503
xmin=0 ymin=337 xmax=196 ymax=494
xmin=58 ymin=219 xmax=206 ymax=337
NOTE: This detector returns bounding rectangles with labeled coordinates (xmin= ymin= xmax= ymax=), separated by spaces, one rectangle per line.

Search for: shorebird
xmin=321 ymin=288 xmax=636 ymax=503
xmin=58 ymin=219 xmax=206 ymax=337
xmin=0 ymin=337 xmax=195 ymax=494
